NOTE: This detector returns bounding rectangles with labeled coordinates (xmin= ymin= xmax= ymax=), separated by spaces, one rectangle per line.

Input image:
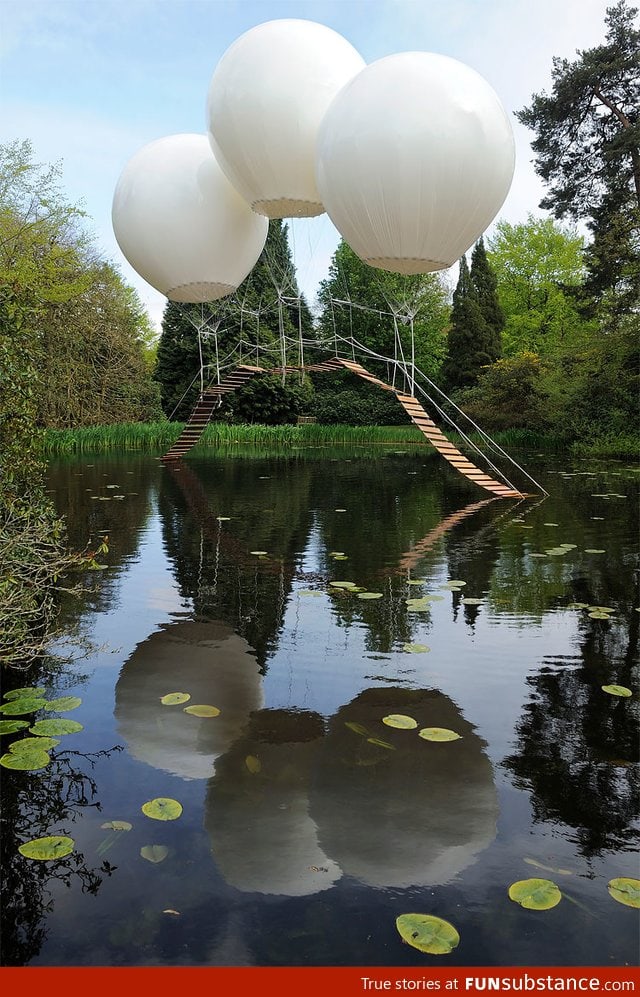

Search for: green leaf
xmin=0 ymin=698 xmax=46 ymax=716
xmin=461 ymin=597 xmax=484 ymax=605
xmin=396 ymin=913 xmax=460 ymax=954
xmin=245 ymin=754 xmax=261 ymax=773
xmin=601 ymin=685 xmax=632 ymax=697
xmin=607 ymin=878 xmax=640 ymax=909
xmin=43 ymin=696 xmax=82 ymax=712
xmin=29 ymin=719 xmax=84 ymax=736
xmin=141 ymin=797 xmax=183 ymax=821
xmin=3 ymin=687 xmax=45 ymax=701
xmin=508 ymin=878 xmax=562 ymax=910
xmin=183 ymin=704 xmax=220 ymax=717
xmin=584 ymin=549 xmax=605 ymax=554
xmin=18 ymin=836 xmax=75 ymax=861
xmin=403 ymin=643 xmax=430 ymax=653
xmin=329 ymin=581 xmax=357 ymax=589
xmin=101 ymin=820 xmax=132 ymax=831
xmin=382 ymin=714 xmax=418 ymax=729
xmin=1 ymin=749 xmax=51 ymax=771
xmin=357 ymin=592 xmax=384 ymax=599
xmin=0 ymin=720 xmax=30 ymax=734
xmin=418 ymin=727 xmax=462 ymax=742
xmin=141 ymin=844 xmax=169 ymax=864
xmin=9 ymin=736 xmax=59 ymax=752
xmin=160 ymin=692 xmax=191 ymax=706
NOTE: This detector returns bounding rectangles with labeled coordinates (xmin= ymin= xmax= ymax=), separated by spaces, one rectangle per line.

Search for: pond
xmin=1 ymin=445 xmax=638 ymax=968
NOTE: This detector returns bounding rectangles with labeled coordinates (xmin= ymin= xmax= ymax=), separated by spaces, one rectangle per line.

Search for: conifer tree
xmin=470 ymin=236 xmax=503 ymax=362
xmin=441 ymin=255 xmax=492 ymax=392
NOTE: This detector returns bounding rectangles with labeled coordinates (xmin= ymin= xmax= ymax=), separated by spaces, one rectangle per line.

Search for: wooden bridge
xmin=161 ymin=358 xmax=527 ymax=499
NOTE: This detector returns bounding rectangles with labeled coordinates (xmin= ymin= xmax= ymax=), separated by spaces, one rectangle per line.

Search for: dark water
xmin=1 ymin=446 xmax=638 ymax=968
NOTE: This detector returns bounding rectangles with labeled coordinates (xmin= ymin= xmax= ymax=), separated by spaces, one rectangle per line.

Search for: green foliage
xmin=228 ymin=374 xmax=314 ymax=425
xmin=455 ymin=352 xmax=551 ymax=431
xmin=517 ymin=1 xmax=640 ymax=315
xmin=470 ymin=236 xmax=504 ymax=355
xmin=310 ymin=379 xmax=410 ymax=426
xmin=440 ymin=255 xmax=494 ymax=392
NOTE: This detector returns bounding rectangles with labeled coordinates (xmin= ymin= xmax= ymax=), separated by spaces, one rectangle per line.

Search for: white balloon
xmin=112 ymin=133 xmax=268 ymax=303
xmin=316 ymin=52 xmax=515 ymax=274
xmin=206 ymin=19 xmax=365 ymax=219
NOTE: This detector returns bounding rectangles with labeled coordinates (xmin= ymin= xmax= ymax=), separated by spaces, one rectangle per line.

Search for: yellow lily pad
xmin=141 ymin=797 xmax=183 ymax=821
xmin=382 ymin=714 xmax=418 ymax=729
xmin=508 ymin=878 xmax=561 ymax=910
xmin=396 ymin=913 xmax=460 ymax=954
xmin=183 ymin=704 xmax=220 ymax=717
xmin=245 ymin=755 xmax=261 ymax=773
xmin=403 ymin=643 xmax=431 ymax=653
xmin=607 ymin=877 xmax=640 ymax=908
xmin=18 ymin=835 xmax=75 ymax=861
xmin=601 ymin=685 xmax=632 ymax=697
xmin=160 ymin=692 xmax=191 ymax=706
xmin=418 ymin=727 xmax=462 ymax=742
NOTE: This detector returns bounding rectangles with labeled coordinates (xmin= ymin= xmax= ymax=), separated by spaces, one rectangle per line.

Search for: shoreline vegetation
xmin=42 ymin=421 xmax=639 ymax=460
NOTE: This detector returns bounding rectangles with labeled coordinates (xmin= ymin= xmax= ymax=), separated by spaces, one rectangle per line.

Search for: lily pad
xmin=329 ymin=581 xmax=357 ymax=589
xmin=461 ymin=597 xmax=484 ymax=605
xmin=216 ymin=516 xmax=231 ymax=521
xmin=0 ymin=749 xmax=51 ymax=770
xmin=30 ymin=719 xmax=83 ymax=736
xmin=395 ymin=913 xmax=460 ymax=955
xmin=345 ymin=722 xmax=369 ymax=736
xmin=607 ymin=877 xmax=640 ymax=908
xmin=382 ymin=714 xmax=418 ymax=729
xmin=418 ymin=727 xmax=462 ymax=742
xmin=160 ymin=692 xmax=191 ymax=706
xmin=601 ymin=684 xmax=632 ymax=697
xmin=508 ymin=878 xmax=562 ymax=910
xmin=589 ymin=612 xmax=611 ymax=620
xmin=18 ymin=836 xmax=75 ymax=861
xmin=402 ymin=643 xmax=431 ymax=653
xmin=245 ymin=754 xmax=261 ymax=773
xmin=9 ymin=736 xmax=59 ymax=752
xmin=43 ymin=696 xmax=82 ymax=712
xmin=141 ymin=797 xmax=183 ymax=821
xmin=140 ymin=844 xmax=169 ymax=864
xmin=3 ymin=687 xmax=45 ymax=701
xmin=584 ymin=549 xmax=606 ymax=554
xmin=357 ymin=592 xmax=383 ymax=600
xmin=588 ymin=606 xmax=615 ymax=613
xmin=183 ymin=704 xmax=220 ymax=717
xmin=250 ymin=550 xmax=268 ymax=556
xmin=101 ymin=820 xmax=132 ymax=831
xmin=0 ymin=699 xmax=46 ymax=716
xmin=566 ymin=603 xmax=590 ymax=610
xmin=0 ymin=720 xmax=30 ymax=735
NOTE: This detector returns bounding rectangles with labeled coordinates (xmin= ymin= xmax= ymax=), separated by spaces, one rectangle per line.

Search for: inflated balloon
xmin=316 ymin=52 xmax=515 ymax=274
xmin=206 ymin=19 xmax=365 ymax=218
xmin=112 ymin=133 xmax=268 ymax=302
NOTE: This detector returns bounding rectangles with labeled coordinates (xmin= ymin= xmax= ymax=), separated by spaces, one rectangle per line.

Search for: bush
xmin=453 ymin=352 xmax=551 ymax=431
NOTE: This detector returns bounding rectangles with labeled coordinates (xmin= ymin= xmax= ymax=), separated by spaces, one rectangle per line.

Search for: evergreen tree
xmin=517 ymin=0 xmax=640 ymax=315
xmin=441 ymin=255 xmax=492 ymax=392
xmin=470 ymin=236 xmax=503 ymax=362
xmin=153 ymin=301 xmax=212 ymax=420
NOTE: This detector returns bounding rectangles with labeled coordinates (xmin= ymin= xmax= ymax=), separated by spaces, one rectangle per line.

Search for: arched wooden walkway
xmin=161 ymin=358 xmax=527 ymax=498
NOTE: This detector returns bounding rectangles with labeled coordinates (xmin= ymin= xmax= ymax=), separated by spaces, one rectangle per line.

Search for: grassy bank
xmin=42 ymin=420 xmax=638 ymax=459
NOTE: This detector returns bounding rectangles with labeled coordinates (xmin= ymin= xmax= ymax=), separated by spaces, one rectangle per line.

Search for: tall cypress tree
xmin=441 ymin=256 xmax=490 ymax=392
xmin=470 ymin=236 xmax=503 ymax=362
xmin=153 ymin=301 xmax=213 ymax=419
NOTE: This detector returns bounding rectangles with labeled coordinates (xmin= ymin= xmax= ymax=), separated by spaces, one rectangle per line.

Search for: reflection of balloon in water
xmin=309 ymin=688 xmax=498 ymax=888
xmin=111 ymin=133 xmax=268 ymax=302
xmin=114 ymin=621 xmax=263 ymax=780
xmin=205 ymin=709 xmax=342 ymax=896
xmin=316 ymin=52 xmax=515 ymax=274
xmin=206 ymin=19 xmax=365 ymax=218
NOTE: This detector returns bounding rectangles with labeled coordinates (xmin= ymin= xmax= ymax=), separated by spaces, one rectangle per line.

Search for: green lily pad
xmin=9 ymin=736 xmax=59 ymax=752
xmin=30 ymin=719 xmax=83 ymax=736
xmin=245 ymin=755 xmax=261 ymax=773
xmin=588 ymin=606 xmax=615 ymax=613
xmin=461 ymin=597 xmax=484 ymax=605
xmin=141 ymin=844 xmax=169 ymax=864
xmin=250 ymin=550 xmax=268 ymax=556
xmin=566 ymin=603 xmax=590 ymax=610
xmin=508 ymin=878 xmax=562 ymax=910
xmin=403 ymin=643 xmax=431 ymax=653
xmin=407 ymin=579 xmax=425 ymax=586
xmin=0 ymin=698 xmax=46 ymax=716
xmin=160 ymin=692 xmax=191 ymax=706
xmin=298 ymin=590 xmax=323 ymax=597
xmin=601 ymin=684 xmax=632 ymax=697
xmin=43 ymin=696 xmax=82 ymax=712
xmin=183 ymin=704 xmax=220 ymax=717
xmin=329 ymin=581 xmax=357 ymax=589
xmin=18 ymin=835 xmax=75 ymax=860
xmin=396 ymin=913 xmax=460 ymax=954
xmin=418 ymin=727 xmax=462 ymax=742
xmin=382 ymin=714 xmax=418 ymax=729
xmin=0 ymin=720 xmax=30 ymax=735
xmin=101 ymin=820 xmax=132 ymax=831
xmin=3 ymin=687 xmax=45 ymax=701
xmin=584 ymin=549 xmax=605 ymax=554
xmin=216 ymin=516 xmax=231 ymax=521
xmin=1 ymin=749 xmax=51 ymax=770
xmin=141 ymin=797 xmax=183 ymax=821
xmin=589 ymin=612 xmax=611 ymax=619
xmin=607 ymin=877 xmax=640 ymax=908
xmin=357 ymin=592 xmax=383 ymax=600
xmin=333 ymin=555 xmax=349 ymax=560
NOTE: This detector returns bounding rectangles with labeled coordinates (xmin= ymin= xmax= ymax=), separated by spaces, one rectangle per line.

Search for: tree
xmin=440 ymin=255 xmax=493 ymax=392
xmin=469 ymin=236 xmax=504 ymax=354
xmin=517 ymin=0 xmax=640 ymax=314
xmin=486 ymin=216 xmax=588 ymax=356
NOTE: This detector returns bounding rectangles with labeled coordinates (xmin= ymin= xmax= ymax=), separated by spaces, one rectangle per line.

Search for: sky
xmin=0 ymin=0 xmax=615 ymax=331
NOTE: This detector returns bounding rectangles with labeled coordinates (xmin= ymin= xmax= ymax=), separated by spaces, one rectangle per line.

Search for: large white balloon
xmin=112 ymin=133 xmax=268 ymax=302
xmin=316 ymin=52 xmax=515 ymax=274
xmin=206 ymin=19 xmax=365 ymax=219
